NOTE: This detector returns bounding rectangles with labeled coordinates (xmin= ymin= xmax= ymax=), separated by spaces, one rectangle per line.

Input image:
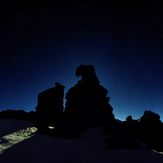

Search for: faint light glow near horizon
xmin=0 ymin=127 xmax=37 ymax=154
xmin=48 ymin=126 xmax=55 ymax=129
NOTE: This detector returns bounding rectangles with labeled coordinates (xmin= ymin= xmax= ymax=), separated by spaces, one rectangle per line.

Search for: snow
xmin=0 ymin=119 xmax=163 ymax=163
xmin=0 ymin=126 xmax=37 ymax=154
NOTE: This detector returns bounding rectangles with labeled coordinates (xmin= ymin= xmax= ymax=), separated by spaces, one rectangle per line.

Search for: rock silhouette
xmin=138 ymin=110 xmax=163 ymax=151
xmin=64 ymin=65 xmax=115 ymax=132
xmin=35 ymin=82 xmax=65 ymax=132
xmin=122 ymin=115 xmax=139 ymax=136
xmin=1 ymin=65 xmax=163 ymax=151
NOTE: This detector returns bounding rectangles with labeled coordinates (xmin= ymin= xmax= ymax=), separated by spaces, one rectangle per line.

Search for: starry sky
xmin=0 ymin=1 xmax=163 ymax=120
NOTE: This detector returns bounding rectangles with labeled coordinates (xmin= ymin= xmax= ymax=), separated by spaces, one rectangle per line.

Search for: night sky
xmin=0 ymin=1 xmax=163 ymax=120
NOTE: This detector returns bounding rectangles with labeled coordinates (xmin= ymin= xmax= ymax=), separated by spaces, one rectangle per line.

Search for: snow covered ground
xmin=0 ymin=119 xmax=163 ymax=163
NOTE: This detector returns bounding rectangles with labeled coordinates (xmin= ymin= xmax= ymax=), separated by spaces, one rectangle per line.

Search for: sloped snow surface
xmin=0 ymin=119 xmax=163 ymax=163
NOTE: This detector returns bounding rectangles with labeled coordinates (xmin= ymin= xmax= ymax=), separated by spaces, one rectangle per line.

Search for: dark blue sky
xmin=0 ymin=1 xmax=163 ymax=120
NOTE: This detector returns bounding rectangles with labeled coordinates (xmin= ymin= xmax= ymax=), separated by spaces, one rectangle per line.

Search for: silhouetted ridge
xmin=64 ymin=65 xmax=115 ymax=132
xmin=0 ymin=109 xmax=35 ymax=121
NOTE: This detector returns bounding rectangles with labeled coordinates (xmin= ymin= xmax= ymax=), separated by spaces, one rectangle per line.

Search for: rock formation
xmin=64 ymin=65 xmax=115 ymax=132
xmin=35 ymin=82 xmax=65 ymax=131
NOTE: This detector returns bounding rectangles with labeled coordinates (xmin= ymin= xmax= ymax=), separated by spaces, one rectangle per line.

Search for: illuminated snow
xmin=152 ymin=150 xmax=163 ymax=155
xmin=0 ymin=127 xmax=37 ymax=154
